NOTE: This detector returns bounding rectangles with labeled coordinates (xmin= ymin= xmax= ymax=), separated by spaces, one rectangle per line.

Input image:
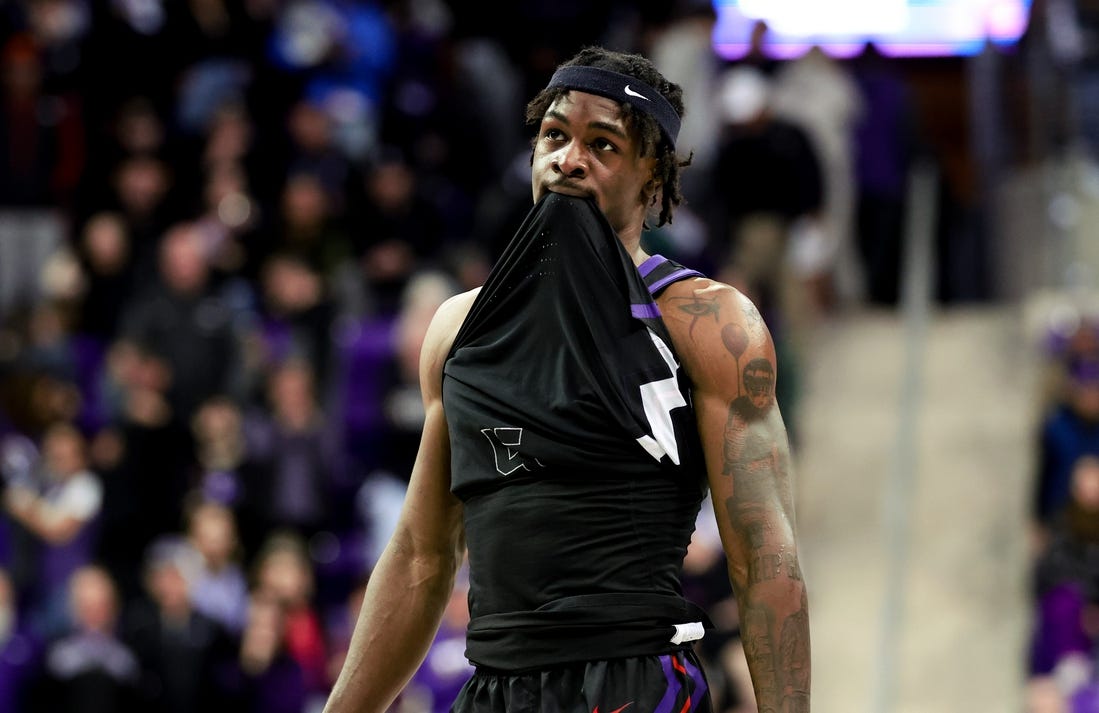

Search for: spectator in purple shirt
xmin=184 ymin=500 xmax=249 ymax=637
xmin=3 ymin=421 xmax=102 ymax=637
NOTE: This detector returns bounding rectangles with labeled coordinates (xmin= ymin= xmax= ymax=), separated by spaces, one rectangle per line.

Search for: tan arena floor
xmin=791 ymin=305 xmax=1036 ymax=713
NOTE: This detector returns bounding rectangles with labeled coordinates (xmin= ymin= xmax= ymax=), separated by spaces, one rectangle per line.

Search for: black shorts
xmin=451 ymin=649 xmax=712 ymax=713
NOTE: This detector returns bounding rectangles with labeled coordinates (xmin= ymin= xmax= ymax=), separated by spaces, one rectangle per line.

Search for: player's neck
xmin=616 ymin=221 xmax=649 ymax=266
xmin=626 ymin=242 xmax=650 ymax=267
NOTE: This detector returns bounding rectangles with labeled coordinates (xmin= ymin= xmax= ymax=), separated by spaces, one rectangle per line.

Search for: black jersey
xmin=442 ymin=193 xmax=711 ymax=671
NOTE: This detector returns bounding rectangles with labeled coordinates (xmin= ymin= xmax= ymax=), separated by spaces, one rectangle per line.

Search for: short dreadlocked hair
xmin=525 ymin=46 xmax=692 ymax=228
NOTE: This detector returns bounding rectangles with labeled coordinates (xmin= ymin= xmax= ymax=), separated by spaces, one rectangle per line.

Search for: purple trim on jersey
xmin=631 ymin=302 xmax=662 ymax=319
xmin=655 ymin=654 xmax=681 ymax=713
xmin=649 ymin=268 xmax=703 ymax=295
xmin=638 ymin=254 xmax=668 ymax=278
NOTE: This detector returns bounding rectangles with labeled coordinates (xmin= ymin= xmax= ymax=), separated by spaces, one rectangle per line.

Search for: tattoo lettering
xmin=747 ymin=551 xmax=804 ymax=586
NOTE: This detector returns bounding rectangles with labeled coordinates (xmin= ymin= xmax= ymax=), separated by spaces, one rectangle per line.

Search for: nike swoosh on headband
xmin=546 ymin=65 xmax=681 ymax=146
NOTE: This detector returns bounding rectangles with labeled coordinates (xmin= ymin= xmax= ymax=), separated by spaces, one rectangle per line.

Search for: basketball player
xmin=324 ymin=46 xmax=810 ymax=713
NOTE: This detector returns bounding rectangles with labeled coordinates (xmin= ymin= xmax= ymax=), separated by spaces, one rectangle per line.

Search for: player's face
xmin=531 ymin=90 xmax=656 ymax=237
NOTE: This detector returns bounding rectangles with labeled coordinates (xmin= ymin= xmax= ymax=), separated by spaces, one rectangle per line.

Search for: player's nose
xmin=553 ymin=140 xmax=587 ymax=178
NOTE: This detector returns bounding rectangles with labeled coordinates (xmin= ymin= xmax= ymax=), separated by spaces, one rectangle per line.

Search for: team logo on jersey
xmin=636 ymin=329 xmax=686 ymax=465
xmin=481 ymin=427 xmax=545 ymax=476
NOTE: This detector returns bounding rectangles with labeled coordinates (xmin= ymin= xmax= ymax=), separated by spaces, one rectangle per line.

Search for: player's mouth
xmin=546 ymin=179 xmax=593 ymax=199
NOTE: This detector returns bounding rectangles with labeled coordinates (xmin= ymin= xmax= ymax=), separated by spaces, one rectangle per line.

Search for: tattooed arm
xmin=660 ymin=279 xmax=810 ymax=713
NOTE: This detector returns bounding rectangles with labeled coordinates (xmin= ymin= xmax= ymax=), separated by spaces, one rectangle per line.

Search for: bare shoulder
xmin=419 ymin=287 xmax=481 ymax=399
xmin=656 ymin=277 xmax=776 ymax=406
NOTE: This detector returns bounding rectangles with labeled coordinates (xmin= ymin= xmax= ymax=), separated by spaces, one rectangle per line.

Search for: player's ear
xmin=643 ymin=176 xmax=662 ymax=207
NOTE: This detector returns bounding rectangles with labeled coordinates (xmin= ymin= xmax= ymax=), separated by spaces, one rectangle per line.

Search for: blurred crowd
xmin=0 ymin=1 xmax=988 ymax=712
xmin=1028 ymin=309 xmax=1099 ymax=712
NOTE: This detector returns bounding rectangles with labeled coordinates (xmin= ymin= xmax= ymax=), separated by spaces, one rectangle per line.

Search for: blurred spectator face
xmin=40 ymin=248 xmax=85 ymax=302
xmin=89 ymin=427 xmax=124 ymax=471
xmin=114 ymin=97 xmax=165 ymax=155
xmin=240 ymin=593 xmax=285 ymax=674
xmin=268 ymin=360 xmax=315 ymax=422
xmin=1 ymin=34 xmax=42 ymax=99
xmin=1069 ymin=360 xmax=1099 ymax=421
xmin=159 ymin=224 xmax=209 ymax=294
xmin=82 ymin=212 xmax=130 ymax=276
xmin=106 ymin=337 xmax=140 ymax=374
xmin=107 ymin=340 xmax=172 ymax=424
xmin=28 ymin=374 xmax=82 ymax=425
xmin=146 ymin=558 xmax=191 ymax=617
xmin=193 ymin=396 xmax=242 ymax=444
xmin=1026 ymin=675 xmax=1066 ymax=713
xmin=281 ymin=172 xmax=329 ymax=230
xmin=133 ymin=346 xmax=172 ymax=393
xmin=42 ymin=422 xmax=86 ymax=478
xmin=114 ymin=155 xmax=170 ymax=219
xmin=256 ymin=544 xmax=313 ymax=607
xmin=68 ymin=565 xmax=119 ymax=633
xmin=366 ymin=158 xmax=414 ymax=213
xmin=27 ymin=301 xmax=67 ymax=347
xmin=189 ymin=502 xmax=239 ymax=568
xmin=1066 ymin=323 xmax=1099 ymax=359
xmin=193 ymin=397 xmax=245 ymax=472
xmin=261 ymin=255 xmax=321 ymax=314
xmin=394 ymin=271 xmax=455 ymax=382
xmin=204 ymin=103 xmax=253 ymax=165
xmin=288 ymin=100 xmax=332 ymax=152
xmin=27 ymin=0 xmax=89 ymax=48
xmin=1072 ymin=457 xmax=1099 ymax=512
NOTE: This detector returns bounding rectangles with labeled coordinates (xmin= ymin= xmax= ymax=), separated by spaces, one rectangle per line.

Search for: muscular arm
xmin=661 ymin=279 xmax=810 ymax=713
xmin=323 ymin=289 xmax=477 ymax=713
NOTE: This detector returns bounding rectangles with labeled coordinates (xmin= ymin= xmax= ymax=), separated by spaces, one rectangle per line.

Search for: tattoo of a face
xmin=742 ymin=603 xmax=777 ymax=681
xmin=743 ymin=357 xmax=775 ymax=411
xmin=670 ymin=295 xmax=721 ymax=338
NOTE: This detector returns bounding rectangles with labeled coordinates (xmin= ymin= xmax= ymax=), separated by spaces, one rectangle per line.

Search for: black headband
xmin=546 ymin=65 xmax=681 ymax=149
